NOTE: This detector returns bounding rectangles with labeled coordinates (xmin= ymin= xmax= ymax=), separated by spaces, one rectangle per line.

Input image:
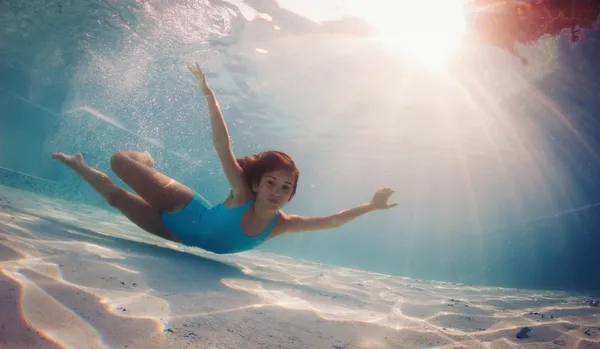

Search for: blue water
xmin=1 ymin=0 xmax=599 ymax=293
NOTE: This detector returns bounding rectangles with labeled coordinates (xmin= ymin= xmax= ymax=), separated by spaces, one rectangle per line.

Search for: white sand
xmin=1 ymin=184 xmax=599 ymax=349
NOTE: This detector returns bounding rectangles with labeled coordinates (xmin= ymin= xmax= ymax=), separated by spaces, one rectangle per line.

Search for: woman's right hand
xmin=369 ymin=188 xmax=398 ymax=210
xmin=187 ymin=62 xmax=212 ymax=95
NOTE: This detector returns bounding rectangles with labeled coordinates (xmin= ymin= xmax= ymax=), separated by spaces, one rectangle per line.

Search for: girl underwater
xmin=51 ymin=63 xmax=398 ymax=254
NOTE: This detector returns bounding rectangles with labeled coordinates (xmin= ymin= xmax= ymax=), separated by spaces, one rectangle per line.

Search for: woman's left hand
xmin=187 ymin=62 xmax=212 ymax=95
xmin=369 ymin=188 xmax=398 ymax=210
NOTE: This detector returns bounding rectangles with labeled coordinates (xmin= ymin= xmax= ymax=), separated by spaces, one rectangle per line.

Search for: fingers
xmin=186 ymin=62 xmax=201 ymax=72
xmin=187 ymin=64 xmax=200 ymax=77
xmin=374 ymin=188 xmax=395 ymax=197
xmin=377 ymin=187 xmax=395 ymax=196
xmin=187 ymin=62 xmax=210 ymax=86
xmin=196 ymin=62 xmax=205 ymax=79
xmin=370 ymin=187 xmax=398 ymax=209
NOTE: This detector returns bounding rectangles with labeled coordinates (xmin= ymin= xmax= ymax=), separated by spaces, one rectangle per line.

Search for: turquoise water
xmin=1 ymin=0 xmax=600 ymax=292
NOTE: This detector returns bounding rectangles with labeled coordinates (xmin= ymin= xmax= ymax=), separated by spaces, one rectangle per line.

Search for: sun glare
xmin=273 ymin=0 xmax=468 ymax=65
xmin=364 ymin=0 xmax=467 ymax=65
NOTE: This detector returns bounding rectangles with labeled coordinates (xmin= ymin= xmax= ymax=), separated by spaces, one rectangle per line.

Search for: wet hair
xmin=237 ymin=150 xmax=299 ymax=200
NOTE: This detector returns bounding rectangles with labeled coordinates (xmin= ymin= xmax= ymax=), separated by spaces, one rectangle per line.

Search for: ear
xmin=252 ymin=180 xmax=259 ymax=193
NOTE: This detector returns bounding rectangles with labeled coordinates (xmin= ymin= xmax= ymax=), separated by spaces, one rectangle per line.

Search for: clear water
xmin=1 ymin=0 xmax=600 ymax=296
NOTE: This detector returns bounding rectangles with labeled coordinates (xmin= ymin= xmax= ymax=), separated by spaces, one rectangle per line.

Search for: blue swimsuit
xmin=160 ymin=192 xmax=279 ymax=254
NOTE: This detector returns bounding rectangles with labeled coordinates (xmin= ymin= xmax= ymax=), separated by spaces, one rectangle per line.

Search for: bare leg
xmin=117 ymin=150 xmax=155 ymax=168
xmin=51 ymin=152 xmax=179 ymax=242
xmin=51 ymin=153 xmax=116 ymax=201
xmin=109 ymin=150 xmax=194 ymax=213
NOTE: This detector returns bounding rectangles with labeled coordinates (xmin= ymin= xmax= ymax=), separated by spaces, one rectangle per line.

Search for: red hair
xmin=237 ymin=151 xmax=299 ymax=200
xmin=465 ymin=0 xmax=600 ymax=61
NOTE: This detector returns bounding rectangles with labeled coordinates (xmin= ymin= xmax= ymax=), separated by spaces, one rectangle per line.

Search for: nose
xmin=268 ymin=189 xmax=282 ymax=199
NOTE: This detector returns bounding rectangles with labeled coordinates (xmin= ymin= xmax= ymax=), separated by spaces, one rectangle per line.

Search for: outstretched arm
xmin=279 ymin=188 xmax=398 ymax=234
xmin=188 ymin=63 xmax=248 ymax=195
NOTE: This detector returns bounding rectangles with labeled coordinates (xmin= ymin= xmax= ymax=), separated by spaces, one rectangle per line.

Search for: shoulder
xmin=224 ymin=188 xmax=254 ymax=207
xmin=270 ymin=212 xmax=301 ymax=237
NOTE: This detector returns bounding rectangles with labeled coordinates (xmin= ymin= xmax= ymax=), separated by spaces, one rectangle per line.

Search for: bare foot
xmin=51 ymin=152 xmax=84 ymax=169
xmin=142 ymin=151 xmax=155 ymax=169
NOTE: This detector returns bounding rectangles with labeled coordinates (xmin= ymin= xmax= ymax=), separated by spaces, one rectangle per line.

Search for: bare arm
xmin=283 ymin=202 xmax=376 ymax=233
xmin=188 ymin=63 xmax=247 ymax=195
xmin=279 ymin=188 xmax=398 ymax=234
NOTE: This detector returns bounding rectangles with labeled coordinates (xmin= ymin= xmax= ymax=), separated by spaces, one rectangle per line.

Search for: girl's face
xmin=253 ymin=169 xmax=295 ymax=209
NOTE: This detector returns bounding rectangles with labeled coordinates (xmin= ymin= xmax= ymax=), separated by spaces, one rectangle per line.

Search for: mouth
xmin=267 ymin=197 xmax=280 ymax=205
